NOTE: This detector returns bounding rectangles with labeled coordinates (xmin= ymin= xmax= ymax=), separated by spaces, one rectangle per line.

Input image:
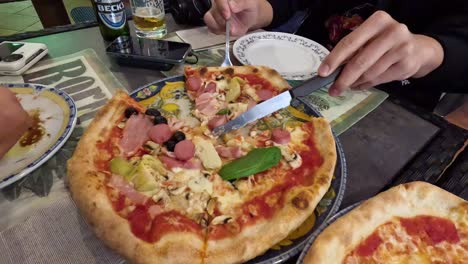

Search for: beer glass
xmin=130 ymin=0 xmax=167 ymax=38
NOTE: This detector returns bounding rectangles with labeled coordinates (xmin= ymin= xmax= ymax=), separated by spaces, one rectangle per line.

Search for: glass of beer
xmin=130 ymin=0 xmax=167 ymax=38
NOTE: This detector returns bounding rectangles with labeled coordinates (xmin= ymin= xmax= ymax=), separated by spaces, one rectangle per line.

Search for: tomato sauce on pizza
xmin=344 ymin=215 xmax=465 ymax=263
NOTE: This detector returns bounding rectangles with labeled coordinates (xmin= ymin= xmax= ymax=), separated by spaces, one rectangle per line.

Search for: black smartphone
xmin=106 ymin=36 xmax=192 ymax=67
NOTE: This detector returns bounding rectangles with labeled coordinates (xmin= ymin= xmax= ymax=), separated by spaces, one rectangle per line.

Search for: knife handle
xmin=289 ymin=65 xmax=344 ymax=98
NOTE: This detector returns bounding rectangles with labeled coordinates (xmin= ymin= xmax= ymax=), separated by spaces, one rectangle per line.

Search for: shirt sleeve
xmin=267 ymin=0 xmax=310 ymax=29
xmin=416 ymin=12 xmax=468 ymax=93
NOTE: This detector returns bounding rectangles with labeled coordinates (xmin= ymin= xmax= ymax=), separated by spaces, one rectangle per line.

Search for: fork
xmin=221 ymin=18 xmax=233 ymax=67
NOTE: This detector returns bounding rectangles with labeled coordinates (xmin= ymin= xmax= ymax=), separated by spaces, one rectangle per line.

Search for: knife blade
xmin=212 ymin=67 xmax=343 ymax=136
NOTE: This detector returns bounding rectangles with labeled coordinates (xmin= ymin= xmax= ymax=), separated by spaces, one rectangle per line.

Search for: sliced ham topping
xmin=184 ymin=158 xmax=202 ymax=170
xmin=216 ymin=146 xmax=243 ymax=159
xmin=196 ymin=83 xmax=206 ymax=97
xmin=148 ymin=124 xmax=172 ymax=144
xmin=120 ymin=114 xmax=153 ymax=155
xmin=204 ymin=82 xmax=217 ymax=93
xmin=160 ymin=156 xmax=183 ymax=169
xmin=196 ymin=93 xmax=220 ymax=116
xmin=195 ymin=93 xmax=213 ymax=109
xmin=148 ymin=204 xmax=164 ymax=218
xmin=174 ymin=140 xmax=196 ymax=161
xmin=200 ymin=102 xmax=219 ymax=116
xmin=108 ymin=174 xmax=149 ymax=205
xmin=187 ymin=76 xmax=202 ymax=91
xmin=272 ymin=128 xmax=291 ymax=144
xmin=208 ymin=115 xmax=228 ymax=130
xmin=160 ymin=156 xmax=202 ymax=170
xmin=256 ymin=89 xmax=275 ymax=101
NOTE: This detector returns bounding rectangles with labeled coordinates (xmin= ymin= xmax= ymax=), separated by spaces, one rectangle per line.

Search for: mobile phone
xmin=0 ymin=41 xmax=48 ymax=75
xmin=106 ymin=36 xmax=192 ymax=67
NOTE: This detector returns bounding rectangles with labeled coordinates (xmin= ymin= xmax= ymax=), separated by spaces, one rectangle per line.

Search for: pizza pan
xmin=296 ymin=203 xmax=361 ymax=263
xmin=130 ymin=75 xmax=347 ymax=264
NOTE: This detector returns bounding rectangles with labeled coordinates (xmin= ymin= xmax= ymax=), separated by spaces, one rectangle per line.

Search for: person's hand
xmin=204 ymin=0 xmax=273 ymax=36
xmin=0 ymin=88 xmax=32 ymax=159
xmin=318 ymin=11 xmax=444 ymax=96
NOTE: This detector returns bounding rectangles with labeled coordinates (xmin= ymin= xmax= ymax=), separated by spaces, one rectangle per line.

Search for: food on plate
xmin=302 ymin=181 xmax=468 ymax=264
xmin=68 ymin=66 xmax=337 ymax=264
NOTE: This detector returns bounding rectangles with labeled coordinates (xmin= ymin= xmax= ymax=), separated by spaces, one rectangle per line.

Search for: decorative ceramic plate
xmin=0 ymin=83 xmax=77 ymax=189
xmin=130 ymin=75 xmax=347 ymax=264
xmin=233 ymin=32 xmax=330 ymax=80
xmin=297 ymin=203 xmax=361 ymax=263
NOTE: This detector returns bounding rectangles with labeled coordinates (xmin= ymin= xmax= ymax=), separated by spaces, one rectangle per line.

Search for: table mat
xmin=384 ymin=96 xmax=468 ymax=197
xmin=0 ymin=49 xmax=123 ymax=199
xmin=0 ymin=192 xmax=123 ymax=264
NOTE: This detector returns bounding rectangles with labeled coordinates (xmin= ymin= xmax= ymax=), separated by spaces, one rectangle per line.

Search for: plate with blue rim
xmin=130 ymin=75 xmax=347 ymax=264
xmin=297 ymin=203 xmax=361 ymax=263
xmin=0 ymin=83 xmax=77 ymax=189
xmin=233 ymin=32 xmax=330 ymax=80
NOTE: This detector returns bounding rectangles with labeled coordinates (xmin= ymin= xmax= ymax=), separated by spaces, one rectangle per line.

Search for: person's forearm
xmin=252 ymin=0 xmax=273 ymax=30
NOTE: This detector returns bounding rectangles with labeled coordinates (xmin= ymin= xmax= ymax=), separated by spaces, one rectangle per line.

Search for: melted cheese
xmin=227 ymin=103 xmax=248 ymax=119
xmin=290 ymin=126 xmax=308 ymax=146
xmin=244 ymin=85 xmax=259 ymax=101
xmin=215 ymin=191 xmax=243 ymax=212
xmin=193 ymin=109 xmax=210 ymax=126
xmin=188 ymin=175 xmax=213 ymax=195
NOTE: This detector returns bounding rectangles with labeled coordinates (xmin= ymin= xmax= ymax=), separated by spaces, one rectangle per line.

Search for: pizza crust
xmin=186 ymin=65 xmax=291 ymax=92
xmin=67 ymin=91 xmax=204 ymax=264
xmin=302 ymin=181 xmax=467 ymax=264
xmin=206 ymin=118 xmax=337 ymax=264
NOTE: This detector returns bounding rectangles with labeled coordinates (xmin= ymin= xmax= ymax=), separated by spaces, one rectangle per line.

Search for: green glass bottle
xmin=92 ymin=0 xmax=130 ymax=41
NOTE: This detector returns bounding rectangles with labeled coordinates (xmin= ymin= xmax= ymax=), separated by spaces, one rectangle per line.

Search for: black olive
xmin=153 ymin=116 xmax=168 ymax=125
xmin=165 ymin=140 xmax=176 ymax=152
xmin=145 ymin=108 xmax=161 ymax=117
xmin=172 ymin=131 xmax=186 ymax=142
xmin=124 ymin=107 xmax=138 ymax=118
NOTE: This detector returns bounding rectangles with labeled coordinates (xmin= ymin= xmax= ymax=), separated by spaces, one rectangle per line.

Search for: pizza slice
xmin=68 ymin=65 xmax=337 ymax=264
xmin=184 ymin=65 xmax=336 ymax=262
xmin=302 ymin=181 xmax=468 ymax=264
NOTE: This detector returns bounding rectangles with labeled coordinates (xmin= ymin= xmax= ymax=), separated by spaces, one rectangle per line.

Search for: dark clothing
xmin=267 ymin=0 xmax=468 ymax=110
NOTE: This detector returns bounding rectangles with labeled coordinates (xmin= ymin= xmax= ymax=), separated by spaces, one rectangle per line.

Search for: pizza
xmin=303 ymin=181 xmax=468 ymax=264
xmin=67 ymin=65 xmax=337 ymax=264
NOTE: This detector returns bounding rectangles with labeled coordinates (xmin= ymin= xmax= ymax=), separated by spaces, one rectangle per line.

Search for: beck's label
xmin=95 ymin=0 xmax=126 ymax=30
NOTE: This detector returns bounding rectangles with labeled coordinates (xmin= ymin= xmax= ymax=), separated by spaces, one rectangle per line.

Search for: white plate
xmin=233 ymin=32 xmax=330 ymax=80
xmin=0 ymin=83 xmax=77 ymax=189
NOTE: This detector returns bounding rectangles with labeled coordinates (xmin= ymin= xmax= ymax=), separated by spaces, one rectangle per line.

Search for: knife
xmin=212 ymin=66 xmax=343 ymax=136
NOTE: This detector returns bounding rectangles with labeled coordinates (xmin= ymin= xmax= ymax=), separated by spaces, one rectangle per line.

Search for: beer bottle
xmin=92 ymin=0 xmax=130 ymax=41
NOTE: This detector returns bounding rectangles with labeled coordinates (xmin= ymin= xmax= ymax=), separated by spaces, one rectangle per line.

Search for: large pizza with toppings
xmin=68 ymin=66 xmax=337 ymax=264
xmin=302 ymin=181 xmax=468 ymax=264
